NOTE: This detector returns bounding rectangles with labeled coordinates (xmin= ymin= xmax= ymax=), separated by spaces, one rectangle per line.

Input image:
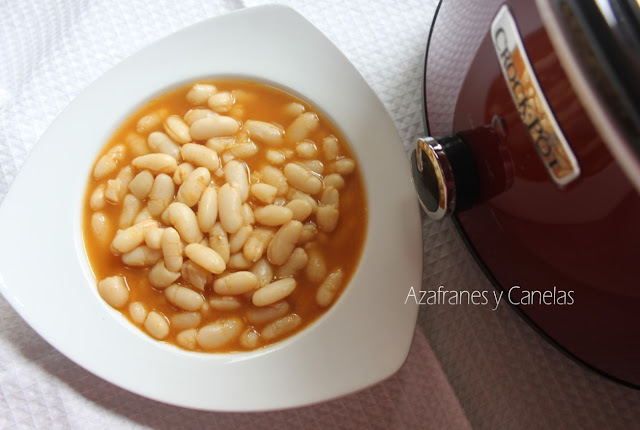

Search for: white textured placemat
xmin=1 ymin=0 xmax=640 ymax=429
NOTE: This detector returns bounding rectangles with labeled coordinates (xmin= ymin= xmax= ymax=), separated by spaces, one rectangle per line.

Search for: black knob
xmin=411 ymin=135 xmax=480 ymax=219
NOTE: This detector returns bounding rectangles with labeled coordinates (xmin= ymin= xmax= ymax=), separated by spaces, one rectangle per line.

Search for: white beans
xmin=168 ymin=202 xmax=203 ymax=243
xmin=305 ymin=246 xmax=327 ymax=283
xmin=284 ymin=102 xmax=305 ymax=117
xmin=173 ymin=162 xmax=195 ymax=186
xmin=267 ymin=221 xmax=302 ymax=265
xmin=196 ymin=317 xmax=243 ymax=349
xmin=111 ymin=224 xmax=145 ymax=254
xmin=316 ymin=268 xmax=344 ymax=307
xmin=254 ymin=205 xmax=293 ymax=226
xmin=149 ymin=260 xmax=180 ymax=288
xmin=164 ymin=115 xmax=192 ymax=144
xmin=197 ymin=186 xmax=218 ymax=233
xmin=98 ymin=276 xmax=129 ymax=308
xmin=121 ymin=245 xmax=162 ymax=266
xmin=119 ymin=194 xmax=142 ymax=229
xmin=93 ymin=145 xmax=125 ymax=180
xmin=164 ymin=284 xmax=204 ymax=311
xmin=250 ymin=183 xmax=277 ymax=204
xmin=176 ymin=167 xmax=210 ymax=207
xmin=127 ymin=133 xmax=151 ymax=157
xmin=213 ymin=271 xmax=258 ymax=295
xmin=283 ymin=163 xmax=322 ymax=195
xmin=90 ymin=184 xmax=106 ymax=210
xmin=187 ymin=83 xmax=216 ymax=105
xmin=240 ymin=328 xmax=261 ymax=349
xmin=208 ymin=222 xmax=230 ymax=264
xmin=320 ymin=186 xmax=339 ymax=207
xmin=91 ymin=212 xmax=110 ymax=244
xmin=190 ymin=116 xmax=239 ymax=140
xmin=144 ymin=311 xmax=170 ymax=339
xmin=261 ymin=314 xmax=302 ymax=341
xmin=252 ymin=278 xmax=297 ymax=306
xmin=266 ymin=149 xmax=286 ymax=165
xmin=229 ymin=225 xmax=253 ymax=253
xmin=184 ymin=108 xmax=217 ymax=126
xmin=129 ymin=302 xmax=147 ymax=324
xmin=244 ymin=120 xmax=284 ymax=146
xmin=323 ymin=173 xmax=345 ymax=190
xmin=136 ymin=112 xmax=163 ymax=135
xmin=147 ymin=174 xmax=175 ymax=216
xmin=285 ymin=199 xmax=312 ymax=221
xmin=261 ymin=166 xmax=288 ymax=196
xmin=276 ymin=247 xmax=308 ymax=278
xmin=171 ymin=312 xmax=202 ymax=330
xmin=246 ymin=301 xmax=289 ymax=324
xmin=181 ymin=260 xmax=211 ymax=291
xmin=209 ymin=295 xmax=243 ymax=311
xmin=224 ymin=160 xmax=249 ymax=202
xmin=250 ymin=258 xmax=274 ymax=287
xmin=144 ymin=226 xmax=164 ymax=249
xmin=322 ymin=135 xmax=339 ymax=160
xmin=132 ymin=153 xmax=178 ymax=174
xmin=148 ymin=131 xmax=181 ymax=160
xmin=316 ymin=205 xmax=339 ymax=232
xmin=161 ymin=227 xmax=183 ymax=272
xmin=333 ymin=158 xmax=355 ymax=175
xmin=177 ymin=329 xmax=198 ymax=349
xmin=181 ymin=143 xmax=220 ymax=171
xmin=218 ymin=183 xmax=243 ymax=234
xmin=228 ymin=252 xmax=252 ymax=270
xmin=208 ymin=91 xmax=234 ymax=113
xmin=184 ymin=243 xmax=226 ymax=274
xmin=286 ymin=112 xmax=319 ymax=143
xmin=296 ymin=141 xmax=317 ymax=158
xmin=128 ymin=170 xmax=154 ymax=200
xmin=243 ymin=228 xmax=275 ymax=262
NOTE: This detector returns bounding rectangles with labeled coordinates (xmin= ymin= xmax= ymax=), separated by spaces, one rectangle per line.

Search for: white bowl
xmin=0 ymin=5 xmax=422 ymax=411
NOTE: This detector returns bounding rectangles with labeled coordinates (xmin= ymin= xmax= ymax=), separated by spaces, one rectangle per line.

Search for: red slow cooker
xmin=412 ymin=0 xmax=640 ymax=387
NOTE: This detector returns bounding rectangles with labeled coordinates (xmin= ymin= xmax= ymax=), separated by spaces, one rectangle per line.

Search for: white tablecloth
xmin=1 ymin=1 xmax=640 ymax=428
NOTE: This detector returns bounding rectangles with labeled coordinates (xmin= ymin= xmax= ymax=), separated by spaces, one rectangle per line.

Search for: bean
xmin=125 ymin=134 xmax=150 ymax=159
xmin=144 ymin=311 xmax=170 ymax=339
xmin=196 ymin=186 xmax=218 ymax=233
xmin=276 ymin=247 xmax=308 ymax=277
xmin=305 ymin=246 xmax=327 ymax=283
xmin=98 ymin=276 xmax=129 ymax=308
xmin=322 ymin=135 xmax=340 ymax=160
xmin=128 ymin=170 xmax=154 ymax=200
xmin=181 ymin=260 xmax=211 ymax=291
xmin=177 ymin=328 xmax=198 ymax=349
xmin=209 ymin=295 xmax=243 ymax=311
xmin=285 ymin=199 xmax=312 ymax=221
xmin=320 ymin=186 xmax=339 ymax=207
xmin=148 ymin=131 xmax=181 ymax=160
xmin=184 ymin=108 xmax=217 ymax=126
xmin=144 ymin=226 xmax=164 ymax=249
xmin=316 ymin=205 xmax=339 ymax=232
xmin=267 ymin=220 xmax=303 ymax=265
xmin=111 ymin=224 xmax=145 ymax=254
xmin=240 ymin=327 xmax=261 ymax=349
xmin=186 ymin=83 xmax=217 ymax=105
xmin=261 ymin=314 xmax=302 ymax=341
xmin=229 ymin=225 xmax=253 ymax=253
xmin=252 ymin=278 xmax=296 ymax=306
xmin=181 ymin=143 xmax=220 ymax=171
xmin=161 ymin=227 xmax=183 ymax=272
xmin=105 ymin=166 xmax=134 ymax=204
xmin=228 ymin=252 xmax=252 ymax=270
xmin=171 ymin=312 xmax=202 ymax=330
xmin=208 ymin=91 xmax=234 ymax=113
xmin=149 ymin=259 xmax=180 ymax=288
xmin=246 ymin=301 xmax=289 ymax=325
xmin=250 ymin=258 xmax=274 ymax=287
xmin=261 ymin=166 xmax=289 ymax=196
xmin=119 ymin=194 xmax=142 ymax=229
xmin=190 ymin=116 xmax=239 ymax=140
xmin=91 ymin=212 xmax=110 ymax=244
xmin=208 ymin=223 xmax=230 ymax=264
xmin=147 ymin=174 xmax=175 ymax=216
xmin=128 ymin=301 xmax=147 ymax=324
xmin=218 ymin=183 xmax=243 ymax=234
xmin=241 ymin=203 xmax=255 ymax=225
xmin=206 ymin=137 xmax=234 ymax=153
xmin=266 ymin=149 xmax=286 ymax=165
xmin=213 ymin=271 xmax=258 ymax=295
xmin=184 ymin=243 xmax=225 ymax=274
xmin=164 ymin=115 xmax=192 ymax=144
xmin=333 ymin=158 xmax=355 ymax=175
xmin=296 ymin=141 xmax=317 ymax=158
xmin=90 ymin=184 xmax=106 ymax=210
xmin=254 ymin=205 xmax=293 ymax=226
xmin=286 ymin=189 xmax=318 ymax=214
xmin=244 ymin=120 xmax=284 ymax=146
xmin=299 ymin=223 xmax=318 ymax=243
xmin=134 ymin=207 xmax=153 ymax=225
xmin=225 ymin=141 xmax=259 ymax=158
xmin=286 ymin=112 xmax=319 ymax=143
xmin=176 ymin=167 xmax=210 ymax=207
xmin=243 ymin=228 xmax=275 ymax=262
xmin=224 ymin=160 xmax=249 ymax=202
xmin=122 ymin=245 xmax=162 ymax=266
xmin=323 ymin=173 xmax=345 ymax=190
xmin=196 ymin=317 xmax=243 ymax=349
xmin=173 ymin=162 xmax=195 ymax=186
xmin=284 ymin=102 xmax=305 ymax=117
xmin=251 ymin=183 xmax=277 ymax=204
xmin=132 ymin=153 xmax=178 ymax=174
xmin=302 ymin=160 xmax=324 ymax=175
xmin=93 ymin=145 xmax=125 ymax=180
xmin=316 ymin=268 xmax=344 ymax=307
xmin=164 ymin=284 xmax=204 ymax=311
xmin=283 ymin=163 xmax=322 ymax=195
xmin=168 ymin=202 xmax=203 ymax=243
xmin=136 ymin=112 xmax=163 ymax=135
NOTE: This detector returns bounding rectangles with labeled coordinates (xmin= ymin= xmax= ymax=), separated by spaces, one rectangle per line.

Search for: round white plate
xmin=0 ymin=5 xmax=422 ymax=411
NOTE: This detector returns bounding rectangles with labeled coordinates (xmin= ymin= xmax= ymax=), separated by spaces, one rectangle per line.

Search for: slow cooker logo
xmin=491 ymin=6 xmax=580 ymax=186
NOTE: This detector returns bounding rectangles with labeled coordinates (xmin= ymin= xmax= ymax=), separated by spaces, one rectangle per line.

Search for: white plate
xmin=0 ymin=5 xmax=421 ymax=411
